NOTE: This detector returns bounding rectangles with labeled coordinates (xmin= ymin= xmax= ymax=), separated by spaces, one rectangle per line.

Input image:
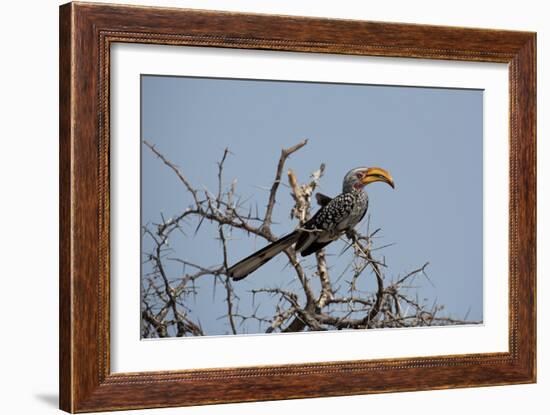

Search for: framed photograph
xmin=59 ymin=2 xmax=536 ymax=412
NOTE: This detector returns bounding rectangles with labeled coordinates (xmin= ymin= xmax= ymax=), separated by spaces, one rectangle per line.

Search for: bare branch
xmin=143 ymin=140 xmax=201 ymax=208
xmin=263 ymin=139 xmax=308 ymax=230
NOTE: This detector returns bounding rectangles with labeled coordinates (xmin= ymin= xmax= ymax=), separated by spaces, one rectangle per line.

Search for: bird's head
xmin=343 ymin=167 xmax=395 ymax=192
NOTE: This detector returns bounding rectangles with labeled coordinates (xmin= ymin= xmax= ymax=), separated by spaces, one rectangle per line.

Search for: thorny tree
xmin=141 ymin=139 xmax=478 ymax=338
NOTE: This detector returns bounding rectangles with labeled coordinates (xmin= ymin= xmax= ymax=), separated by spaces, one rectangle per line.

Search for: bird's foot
xmin=345 ymin=229 xmax=359 ymax=243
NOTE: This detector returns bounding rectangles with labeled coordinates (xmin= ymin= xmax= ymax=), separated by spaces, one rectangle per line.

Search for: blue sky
xmin=141 ymin=75 xmax=483 ymax=336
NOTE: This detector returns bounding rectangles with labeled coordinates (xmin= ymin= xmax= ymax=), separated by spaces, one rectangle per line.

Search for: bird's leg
xmin=346 ymin=229 xmax=373 ymax=261
xmin=346 ymin=229 xmax=359 ymax=245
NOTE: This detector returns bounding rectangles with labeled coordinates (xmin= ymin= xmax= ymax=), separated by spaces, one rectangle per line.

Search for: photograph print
xmin=140 ymin=74 xmax=483 ymax=338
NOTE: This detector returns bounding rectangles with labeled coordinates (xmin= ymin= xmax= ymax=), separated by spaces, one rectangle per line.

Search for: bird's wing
xmin=315 ymin=192 xmax=332 ymax=207
xmin=300 ymin=240 xmax=332 ymax=257
xmin=295 ymin=193 xmax=356 ymax=252
xmin=307 ymin=192 xmax=356 ymax=231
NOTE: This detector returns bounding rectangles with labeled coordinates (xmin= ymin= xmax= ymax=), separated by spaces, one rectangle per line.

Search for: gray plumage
xmin=228 ymin=167 xmax=388 ymax=281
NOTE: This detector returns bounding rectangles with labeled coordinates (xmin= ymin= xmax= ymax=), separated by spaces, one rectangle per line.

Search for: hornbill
xmin=227 ymin=167 xmax=394 ymax=281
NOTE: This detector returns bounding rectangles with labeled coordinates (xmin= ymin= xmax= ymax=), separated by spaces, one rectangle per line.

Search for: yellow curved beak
xmin=361 ymin=167 xmax=395 ymax=188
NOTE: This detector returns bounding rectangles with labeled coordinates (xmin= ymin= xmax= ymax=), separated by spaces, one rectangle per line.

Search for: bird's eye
xmin=356 ymin=172 xmax=363 ymax=179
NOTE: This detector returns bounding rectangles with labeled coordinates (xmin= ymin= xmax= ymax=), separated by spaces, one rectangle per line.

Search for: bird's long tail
xmin=228 ymin=231 xmax=300 ymax=281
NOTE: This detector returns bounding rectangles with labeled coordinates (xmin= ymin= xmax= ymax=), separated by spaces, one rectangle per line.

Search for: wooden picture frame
xmin=59 ymin=2 xmax=536 ymax=412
